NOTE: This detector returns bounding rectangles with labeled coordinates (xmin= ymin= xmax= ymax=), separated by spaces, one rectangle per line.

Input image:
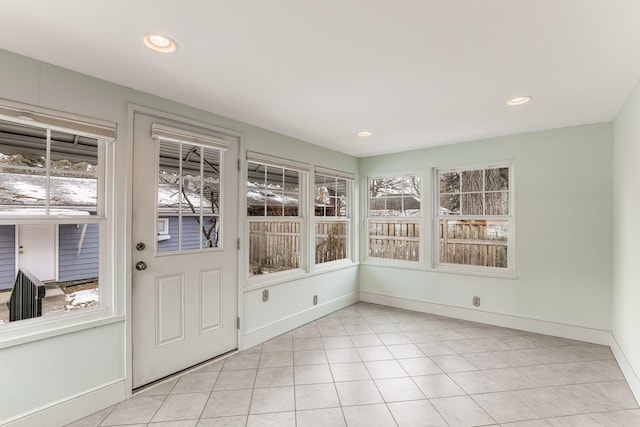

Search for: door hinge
xmin=237 ymin=237 xmax=240 ymax=250
xmin=237 ymin=317 xmax=241 ymax=330
xmin=238 ymin=158 xmax=241 ymax=171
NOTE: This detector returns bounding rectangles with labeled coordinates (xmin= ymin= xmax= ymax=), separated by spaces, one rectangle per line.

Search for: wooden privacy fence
xmin=439 ymin=219 xmax=507 ymax=267
xmin=315 ymin=221 xmax=347 ymax=264
xmin=368 ymin=220 xmax=420 ymax=261
xmin=249 ymin=221 xmax=349 ymax=272
xmin=249 ymin=221 xmax=300 ymax=273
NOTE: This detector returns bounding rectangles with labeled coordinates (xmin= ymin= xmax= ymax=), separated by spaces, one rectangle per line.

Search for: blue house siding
xmin=182 ymin=216 xmax=203 ymax=250
xmin=157 ymin=216 xmax=216 ymax=252
xmin=58 ymin=224 xmax=99 ymax=282
xmin=0 ymin=225 xmax=15 ymax=290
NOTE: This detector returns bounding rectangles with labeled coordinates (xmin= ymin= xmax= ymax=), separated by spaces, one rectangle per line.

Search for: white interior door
xmin=132 ymin=112 xmax=238 ymax=388
xmin=17 ymin=224 xmax=57 ymax=281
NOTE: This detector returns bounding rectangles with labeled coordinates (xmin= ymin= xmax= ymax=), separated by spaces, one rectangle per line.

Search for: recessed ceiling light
xmin=506 ymin=96 xmax=532 ymax=106
xmin=357 ymin=131 xmax=373 ymax=137
xmin=143 ymin=33 xmax=178 ymax=53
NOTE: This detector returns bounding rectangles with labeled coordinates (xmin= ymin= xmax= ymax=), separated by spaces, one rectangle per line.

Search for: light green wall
xmin=360 ymin=123 xmax=613 ymax=330
xmin=0 ymin=44 xmax=630 ymax=423
xmin=0 ymin=48 xmax=359 ymax=423
xmin=612 ymin=78 xmax=640 ymax=386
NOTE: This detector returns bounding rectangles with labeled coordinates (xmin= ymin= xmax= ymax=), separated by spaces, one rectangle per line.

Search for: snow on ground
xmin=64 ymin=288 xmax=99 ymax=311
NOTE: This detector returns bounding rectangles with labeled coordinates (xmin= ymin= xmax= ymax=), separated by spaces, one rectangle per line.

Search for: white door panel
xmin=132 ymin=112 xmax=238 ymax=388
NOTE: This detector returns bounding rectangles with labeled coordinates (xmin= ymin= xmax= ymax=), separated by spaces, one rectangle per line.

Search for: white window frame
xmin=433 ymin=163 xmax=515 ymax=277
xmin=312 ymin=166 xmax=355 ymax=270
xmin=0 ymin=100 xmax=118 ymax=349
xmin=364 ymin=172 xmax=422 ymax=265
xmin=246 ymin=151 xmax=309 ymax=287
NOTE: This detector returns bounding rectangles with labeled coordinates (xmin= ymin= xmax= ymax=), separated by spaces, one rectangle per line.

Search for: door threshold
xmin=132 ymin=348 xmax=238 ymax=395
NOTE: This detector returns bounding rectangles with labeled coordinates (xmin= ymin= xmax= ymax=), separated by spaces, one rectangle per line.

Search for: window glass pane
xmin=461 ymin=193 xmax=484 ymax=215
xmin=247 ymin=162 xmax=266 ymax=216
xmin=201 ymin=147 xmax=221 ymax=247
xmin=486 ymin=192 xmax=509 ymax=215
xmin=404 ymin=176 xmax=421 ymax=215
xmin=369 ymin=178 xmax=387 ymax=216
xmin=0 ymin=225 xmax=16 ymax=294
xmin=201 ymin=215 xmax=219 ymax=248
xmin=485 ymin=168 xmax=509 ymax=191
xmin=49 ymin=131 xmax=99 ymax=214
xmin=461 ymin=170 xmax=483 ymax=192
xmin=179 ymin=215 xmax=202 ymax=250
xmin=157 ymin=216 xmax=178 ymax=252
xmin=335 ymin=178 xmax=348 ymax=217
xmin=439 ymin=172 xmax=460 ymax=193
xmin=249 ymin=220 xmax=300 ymax=276
xmin=181 ymin=143 xmax=203 ymax=216
xmin=368 ymin=219 xmax=419 ymax=261
xmin=158 ymin=140 xmax=181 ymax=215
xmin=315 ymin=175 xmax=330 ymax=217
xmin=438 ymin=219 xmax=508 ymax=267
xmin=282 ymin=169 xmax=299 ymax=217
xmin=440 ymin=194 xmax=460 ymax=215
xmin=315 ymin=220 xmax=347 ymax=263
xmin=0 ymin=123 xmax=48 ymax=213
xmin=265 ymin=166 xmax=284 ymax=216
xmin=403 ymin=193 xmax=420 ymax=216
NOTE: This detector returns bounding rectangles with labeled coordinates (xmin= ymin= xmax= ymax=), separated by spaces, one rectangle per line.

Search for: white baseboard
xmin=2 ymin=379 xmax=126 ymax=427
xmin=242 ymin=292 xmax=359 ymax=349
xmin=609 ymin=333 xmax=640 ymax=405
xmin=360 ymin=291 xmax=610 ymax=345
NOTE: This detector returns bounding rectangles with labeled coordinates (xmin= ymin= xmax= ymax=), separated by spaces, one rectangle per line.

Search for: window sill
xmin=244 ymin=261 xmax=358 ymax=292
xmin=360 ymin=261 xmax=517 ymax=279
xmin=431 ymin=264 xmax=517 ymax=279
xmin=361 ymin=258 xmax=425 ymax=271
xmin=312 ymin=259 xmax=356 ymax=273
xmin=0 ymin=308 xmax=124 ymax=350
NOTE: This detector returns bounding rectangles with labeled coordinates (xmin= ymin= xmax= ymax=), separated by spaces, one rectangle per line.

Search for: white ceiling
xmin=1 ymin=1 xmax=640 ymax=157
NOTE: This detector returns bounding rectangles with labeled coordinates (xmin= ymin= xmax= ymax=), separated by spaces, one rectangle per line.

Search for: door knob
xmin=135 ymin=261 xmax=147 ymax=271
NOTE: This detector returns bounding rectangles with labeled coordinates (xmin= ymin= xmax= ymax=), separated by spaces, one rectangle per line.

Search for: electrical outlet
xmin=313 ymin=295 xmax=318 ymax=305
xmin=262 ymin=289 xmax=269 ymax=302
xmin=473 ymin=296 xmax=480 ymax=307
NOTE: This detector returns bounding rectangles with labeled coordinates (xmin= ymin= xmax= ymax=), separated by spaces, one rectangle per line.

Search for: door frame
xmin=125 ymin=104 xmax=245 ymax=396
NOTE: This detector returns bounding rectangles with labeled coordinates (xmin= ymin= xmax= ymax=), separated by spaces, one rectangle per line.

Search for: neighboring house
xmin=0 ymin=172 xmax=99 ymax=290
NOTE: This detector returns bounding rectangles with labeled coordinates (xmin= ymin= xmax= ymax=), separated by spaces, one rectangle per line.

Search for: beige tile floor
xmin=67 ymin=302 xmax=639 ymax=426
